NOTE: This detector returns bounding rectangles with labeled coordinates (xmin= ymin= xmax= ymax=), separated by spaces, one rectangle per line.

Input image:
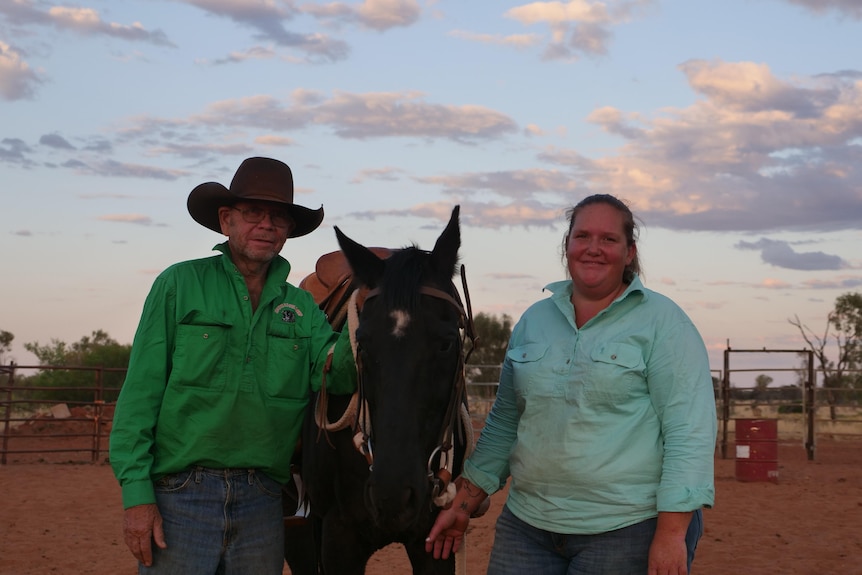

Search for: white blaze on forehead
xmin=389 ymin=310 xmax=411 ymax=338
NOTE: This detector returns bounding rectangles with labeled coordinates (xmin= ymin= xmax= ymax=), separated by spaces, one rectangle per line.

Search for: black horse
xmin=284 ymin=206 xmax=476 ymax=575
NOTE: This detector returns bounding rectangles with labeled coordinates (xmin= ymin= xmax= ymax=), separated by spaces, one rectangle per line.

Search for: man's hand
xmin=122 ymin=503 xmax=167 ymax=566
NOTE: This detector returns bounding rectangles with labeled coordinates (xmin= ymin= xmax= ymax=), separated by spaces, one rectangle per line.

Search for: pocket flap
xmin=590 ymin=343 xmax=642 ymax=368
xmin=507 ymin=342 xmax=548 ymax=363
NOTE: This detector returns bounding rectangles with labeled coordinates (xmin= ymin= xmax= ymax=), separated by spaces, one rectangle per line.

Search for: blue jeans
xmin=140 ymin=467 xmax=285 ymax=575
xmin=487 ymin=505 xmax=704 ymax=575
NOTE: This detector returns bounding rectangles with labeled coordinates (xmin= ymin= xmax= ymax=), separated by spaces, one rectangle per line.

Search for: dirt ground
xmin=1 ymin=416 xmax=861 ymax=574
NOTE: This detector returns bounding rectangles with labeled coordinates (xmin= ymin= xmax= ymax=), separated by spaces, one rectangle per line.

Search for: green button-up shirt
xmin=110 ymin=243 xmax=356 ymax=508
xmin=464 ymin=276 xmax=716 ymax=534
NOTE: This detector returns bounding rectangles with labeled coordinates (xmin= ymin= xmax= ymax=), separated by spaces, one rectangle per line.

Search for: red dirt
xmin=1 ymin=415 xmax=861 ymax=574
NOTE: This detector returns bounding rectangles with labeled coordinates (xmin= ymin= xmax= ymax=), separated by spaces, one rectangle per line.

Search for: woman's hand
xmin=425 ymin=506 xmax=470 ymax=560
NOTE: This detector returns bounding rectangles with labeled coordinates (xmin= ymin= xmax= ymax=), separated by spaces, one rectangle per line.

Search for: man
xmin=110 ymin=157 xmax=355 ymax=574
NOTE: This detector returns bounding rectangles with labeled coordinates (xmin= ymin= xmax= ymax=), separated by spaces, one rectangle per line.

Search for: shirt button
xmin=611 ymin=354 xmax=617 ymax=359
xmin=243 ymin=295 xmax=249 ymax=301
xmin=203 ymin=333 xmax=209 ymax=339
xmin=293 ymin=344 xmax=299 ymax=351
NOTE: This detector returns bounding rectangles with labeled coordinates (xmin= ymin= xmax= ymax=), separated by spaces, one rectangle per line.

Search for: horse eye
xmin=438 ymin=338 xmax=454 ymax=353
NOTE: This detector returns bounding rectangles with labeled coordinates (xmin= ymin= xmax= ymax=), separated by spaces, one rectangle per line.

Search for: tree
xmin=789 ymin=292 xmax=862 ymax=420
xmin=752 ymin=374 xmax=773 ymax=402
xmin=465 ymin=312 xmax=513 ymax=406
xmin=0 ymin=329 xmax=13 ymax=365
xmin=465 ymin=312 xmax=513 ymax=385
xmin=21 ymin=330 xmax=131 ymax=404
xmin=467 ymin=313 xmax=513 ymax=367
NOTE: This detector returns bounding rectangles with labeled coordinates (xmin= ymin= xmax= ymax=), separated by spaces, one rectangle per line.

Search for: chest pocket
xmin=265 ymin=319 xmax=310 ymax=400
xmin=507 ymin=342 xmax=565 ymax=400
xmin=584 ymin=342 xmax=645 ymax=401
xmin=173 ymin=317 xmax=232 ymax=391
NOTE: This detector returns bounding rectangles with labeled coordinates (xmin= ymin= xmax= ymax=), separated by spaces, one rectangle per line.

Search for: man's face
xmin=218 ymin=201 xmax=295 ymax=267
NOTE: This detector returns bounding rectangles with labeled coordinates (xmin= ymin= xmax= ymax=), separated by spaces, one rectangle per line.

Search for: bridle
xmin=349 ymin=264 xmax=478 ymax=509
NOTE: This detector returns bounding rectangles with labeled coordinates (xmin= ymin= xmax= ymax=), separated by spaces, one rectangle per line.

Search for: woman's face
xmin=565 ymin=203 xmax=635 ymax=299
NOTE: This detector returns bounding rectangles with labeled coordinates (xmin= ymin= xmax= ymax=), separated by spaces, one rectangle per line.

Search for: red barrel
xmin=734 ymin=418 xmax=778 ymax=483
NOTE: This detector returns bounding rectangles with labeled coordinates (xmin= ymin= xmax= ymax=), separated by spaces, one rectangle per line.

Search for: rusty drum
xmin=735 ymin=418 xmax=778 ymax=483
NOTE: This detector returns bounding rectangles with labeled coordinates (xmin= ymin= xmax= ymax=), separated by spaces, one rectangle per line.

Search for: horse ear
xmin=335 ymin=226 xmax=386 ymax=289
xmin=430 ymin=205 xmax=461 ymax=279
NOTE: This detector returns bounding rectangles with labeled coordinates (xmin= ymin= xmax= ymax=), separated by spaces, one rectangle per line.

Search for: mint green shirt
xmin=464 ymin=277 xmax=716 ymax=534
xmin=110 ymin=243 xmax=356 ymax=509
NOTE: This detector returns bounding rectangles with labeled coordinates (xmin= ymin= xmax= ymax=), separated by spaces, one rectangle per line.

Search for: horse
xmin=283 ymin=205 xmax=479 ymax=575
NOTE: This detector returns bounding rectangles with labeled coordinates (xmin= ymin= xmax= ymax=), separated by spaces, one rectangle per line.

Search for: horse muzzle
xmin=364 ymin=471 xmax=429 ymax=532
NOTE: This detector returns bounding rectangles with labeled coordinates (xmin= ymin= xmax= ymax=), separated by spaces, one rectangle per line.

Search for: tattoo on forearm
xmin=463 ymin=480 xmax=481 ymax=498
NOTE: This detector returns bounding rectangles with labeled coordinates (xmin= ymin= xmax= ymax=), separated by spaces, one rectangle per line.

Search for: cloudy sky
xmin=2 ymin=0 xmax=861 ymax=384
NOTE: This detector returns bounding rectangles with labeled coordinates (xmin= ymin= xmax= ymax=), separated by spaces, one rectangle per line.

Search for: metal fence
xmin=0 ymin=364 xmax=122 ymax=464
xmin=718 ymin=347 xmax=862 ymax=462
xmin=3 ymin=358 xmax=860 ymax=464
xmin=0 ymin=363 xmax=505 ymax=464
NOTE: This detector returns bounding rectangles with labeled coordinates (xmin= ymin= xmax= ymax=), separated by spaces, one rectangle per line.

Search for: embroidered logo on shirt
xmin=275 ymin=302 xmax=303 ymax=323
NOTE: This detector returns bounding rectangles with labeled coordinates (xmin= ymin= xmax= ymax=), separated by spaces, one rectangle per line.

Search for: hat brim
xmin=188 ymin=182 xmax=324 ymax=238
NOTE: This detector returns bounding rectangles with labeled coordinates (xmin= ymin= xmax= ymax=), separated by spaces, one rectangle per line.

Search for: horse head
xmin=334 ymin=206 xmax=465 ymax=533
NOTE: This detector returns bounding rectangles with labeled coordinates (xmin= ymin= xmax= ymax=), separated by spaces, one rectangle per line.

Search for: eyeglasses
xmin=231 ymin=206 xmax=293 ymax=229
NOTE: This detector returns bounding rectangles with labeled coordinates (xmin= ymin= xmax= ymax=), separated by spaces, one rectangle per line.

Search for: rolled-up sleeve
xmin=463 ymin=344 xmax=519 ymax=495
xmin=647 ymin=320 xmax=717 ymax=511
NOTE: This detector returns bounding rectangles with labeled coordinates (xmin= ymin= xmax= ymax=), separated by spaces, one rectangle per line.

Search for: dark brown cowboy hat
xmin=187 ymin=157 xmax=324 ymax=238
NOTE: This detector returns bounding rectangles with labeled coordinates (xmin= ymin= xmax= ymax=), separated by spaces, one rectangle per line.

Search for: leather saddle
xmin=299 ymin=247 xmax=392 ymax=329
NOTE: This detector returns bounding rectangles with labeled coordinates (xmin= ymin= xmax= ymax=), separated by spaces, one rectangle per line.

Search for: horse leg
xmin=284 ymin=519 xmax=320 ymax=575
xmin=319 ymin=514 xmax=376 ymax=575
xmin=283 ymin=474 xmax=321 ymax=575
xmin=404 ymin=539 xmax=456 ymax=575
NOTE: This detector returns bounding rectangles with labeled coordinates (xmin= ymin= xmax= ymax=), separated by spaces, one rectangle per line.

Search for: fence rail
xmin=3 ymin=361 xmax=861 ymax=464
xmin=1 ymin=364 xmax=121 ymax=464
xmin=719 ymin=348 xmax=862 ymax=461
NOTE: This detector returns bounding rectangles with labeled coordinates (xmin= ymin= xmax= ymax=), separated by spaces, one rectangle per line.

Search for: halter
xmin=320 ymin=264 xmax=478 ymax=510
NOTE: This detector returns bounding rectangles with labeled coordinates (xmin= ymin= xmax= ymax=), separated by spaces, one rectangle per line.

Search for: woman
xmin=426 ymin=194 xmax=716 ymax=574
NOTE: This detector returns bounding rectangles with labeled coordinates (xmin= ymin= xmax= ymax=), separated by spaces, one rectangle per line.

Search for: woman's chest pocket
xmin=508 ymin=343 xmax=566 ymax=400
xmin=582 ymin=342 xmax=646 ymax=401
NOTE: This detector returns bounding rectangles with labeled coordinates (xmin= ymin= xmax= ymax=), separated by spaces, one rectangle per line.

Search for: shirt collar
xmin=544 ymin=275 xmax=646 ymax=297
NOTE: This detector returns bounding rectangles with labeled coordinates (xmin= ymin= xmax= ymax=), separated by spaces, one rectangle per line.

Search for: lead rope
xmin=348 ymin=290 xmax=374 ymax=465
xmin=315 ymin=290 xmax=364 ymax=434
xmin=456 ymin=402 xmax=472 ymax=575
xmin=447 ymin=266 xmax=478 ymax=575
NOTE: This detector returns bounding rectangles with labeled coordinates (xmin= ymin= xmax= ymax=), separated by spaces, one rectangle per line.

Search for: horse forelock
xmin=379 ymin=246 xmax=431 ymax=312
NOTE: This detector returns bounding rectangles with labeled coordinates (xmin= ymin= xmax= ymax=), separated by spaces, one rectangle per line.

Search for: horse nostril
xmin=400 ymin=486 xmax=414 ymax=509
xmin=365 ymin=481 xmax=420 ymax=529
xmin=364 ymin=482 xmax=379 ymax=521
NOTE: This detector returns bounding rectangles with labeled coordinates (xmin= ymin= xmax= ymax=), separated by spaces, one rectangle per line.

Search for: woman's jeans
xmin=487 ymin=505 xmax=704 ymax=575
xmin=140 ymin=467 xmax=284 ymax=575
